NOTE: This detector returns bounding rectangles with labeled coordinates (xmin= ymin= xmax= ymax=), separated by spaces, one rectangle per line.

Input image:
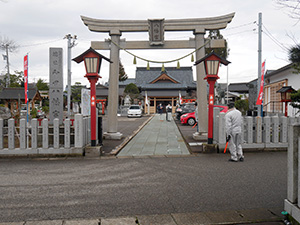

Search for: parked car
xmin=175 ymin=102 xmax=195 ymax=120
xmin=180 ymin=105 xmax=228 ymax=126
xmin=127 ymin=105 xmax=142 ymax=118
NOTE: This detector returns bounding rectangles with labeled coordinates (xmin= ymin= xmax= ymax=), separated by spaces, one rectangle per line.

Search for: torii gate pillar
xmin=194 ymin=30 xmax=208 ymax=135
xmin=105 ymin=33 xmax=122 ymax=139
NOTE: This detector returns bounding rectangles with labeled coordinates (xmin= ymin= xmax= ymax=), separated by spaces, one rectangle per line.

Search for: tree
xmin=205 ymin=30 xmax=229 ymax=59
xmin=1 ymin=70 xmax=24 ymax=88
xmin=288 ymin=44 xmax=300 ymax=73
xmin=275 ymin=0 xmax=300 ymax=20
xmin=290 ymin=89 xmax=300 ymax=114
xmin=0 ymin=36 xmax=19 ymax=86
xmin=119 ymin=61 xmax=128 ymax=81
xmin=36 ymin=78 xmax=49 ymax=90
xmin=235 ymin=98 xmax=249 ymax=115
xmin=124 ymin=83 xmax=140 ymax=103
xmin=71 ymin=82 xmax=85 ymax=103
xmin=0 ymin=36 xmax=18 ymax=52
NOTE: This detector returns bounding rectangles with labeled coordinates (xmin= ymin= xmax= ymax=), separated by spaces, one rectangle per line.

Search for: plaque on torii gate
xmin=148 ymin=19 xmax=164 ymax=46
xmin=81 ymin=13 xmax=235 ymax=139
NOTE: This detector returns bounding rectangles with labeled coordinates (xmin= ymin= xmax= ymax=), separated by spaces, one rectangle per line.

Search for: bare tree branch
xmin=0 ymin=36 xmax=19 ymax=52
xmin=274 ymin=0 xmax=300 ymax=20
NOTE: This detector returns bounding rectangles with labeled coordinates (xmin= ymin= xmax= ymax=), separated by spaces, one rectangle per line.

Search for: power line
xmin=19 ymin=38 xmax=62 ymax=48
xmin=226 ymin=21 xmax=256 ymax=30
xmin=262 ymin=24 xmax=289 ymax=52
xmin=225 ymin=29 xmax=256 ymax=37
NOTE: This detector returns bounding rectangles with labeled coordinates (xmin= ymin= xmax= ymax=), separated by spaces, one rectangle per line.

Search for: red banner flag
xmin=24 ymin=55 xmax=28 ymax=104
xmin=256 ymin=61 xmax=266 ymax=105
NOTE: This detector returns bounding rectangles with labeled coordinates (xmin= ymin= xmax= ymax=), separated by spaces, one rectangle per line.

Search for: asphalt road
xmin=0 ymin=152 xmax=286 ymax=222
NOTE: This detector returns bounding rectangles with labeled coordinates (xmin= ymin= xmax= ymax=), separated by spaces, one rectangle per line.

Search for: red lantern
xmin=73 ymin=47 xmax=111 ymax=146
xmin=195 ymin=52 xmax=230 ymax=144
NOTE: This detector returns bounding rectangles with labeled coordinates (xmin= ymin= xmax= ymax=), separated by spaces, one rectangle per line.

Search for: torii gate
xmin=81 ymin=13 xmax=235 ymax=139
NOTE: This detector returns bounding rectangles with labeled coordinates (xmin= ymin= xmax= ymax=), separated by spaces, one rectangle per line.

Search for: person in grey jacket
xmin=225 ymin=102 xmax=244 ymax=162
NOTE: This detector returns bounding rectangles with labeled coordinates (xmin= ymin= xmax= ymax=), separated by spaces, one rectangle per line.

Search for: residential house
xmin=263 ymin=63 xmax=300 ymax=116
xmin=216 ymin=82 xmax=249 ymax=104
xmin=0 ymin=87 xmax=42 ymax=113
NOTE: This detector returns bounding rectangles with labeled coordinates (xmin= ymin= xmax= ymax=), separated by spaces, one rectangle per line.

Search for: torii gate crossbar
xmin=81 ymin=13 xmax=235 ymax=139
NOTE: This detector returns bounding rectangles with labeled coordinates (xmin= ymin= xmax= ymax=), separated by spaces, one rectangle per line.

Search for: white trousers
xmin=229 ymin=133 xmax=243 ymax=161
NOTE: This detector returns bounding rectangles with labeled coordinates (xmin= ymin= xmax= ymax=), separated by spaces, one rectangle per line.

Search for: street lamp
xmin=276 ymin=86 xmax=296 ymax=117
xmin=73 ymin=47 xmax=111 ymax=146
xmin=195 ymin=51 xmax=230 ymax=144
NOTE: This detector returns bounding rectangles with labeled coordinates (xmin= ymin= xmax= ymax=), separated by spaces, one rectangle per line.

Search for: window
xmin=264 ymin=79 xmax=287 ymax=113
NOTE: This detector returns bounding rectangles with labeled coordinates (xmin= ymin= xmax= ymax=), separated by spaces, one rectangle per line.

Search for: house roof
xmin=96 ymin=84 xmax=124 ymax=97
xmin=119 ymin=78 xmax=136 ymax=87
xmin=149 ymin=70 xmax=181 ymax=84
xmin=0 ymin=87 xmax=41 ymax=101
xmin=265 ymin=63 xmax=294 ymax=78
xmin=135 ymin=67 xmax=196 ymax=89
xmin=228 ymin=82 xmax=249 ymax=93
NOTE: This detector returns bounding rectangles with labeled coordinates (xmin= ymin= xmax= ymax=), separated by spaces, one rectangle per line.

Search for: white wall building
xmin=264 ymin=63 xmax=300 ymax=117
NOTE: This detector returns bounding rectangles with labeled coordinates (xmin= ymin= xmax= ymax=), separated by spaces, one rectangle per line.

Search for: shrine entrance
xmin=80 ymin=13 xmax=235 ymax=139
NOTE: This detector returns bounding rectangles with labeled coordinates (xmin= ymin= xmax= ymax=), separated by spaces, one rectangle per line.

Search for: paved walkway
xmin=0 ymin=209 xmax=283 ymax=224
xmin=118 ymin=114 xmax=190 ymax=157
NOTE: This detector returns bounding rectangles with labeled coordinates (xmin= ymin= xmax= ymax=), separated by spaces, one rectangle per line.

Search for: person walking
xmin=194 ymin=102 xmax=199 ymax=132
xmin=157 ymin=103 xmax=163 ymax=120
xmin=225 ymin=102 xmax=244 ymax=162
xmin=166 ymin=103 xmax=172 ymax=121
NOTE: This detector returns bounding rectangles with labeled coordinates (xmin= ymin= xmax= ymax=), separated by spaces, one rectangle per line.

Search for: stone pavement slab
xmin=0 ymin=208 xmax=284 ymax=225
xmin=237 ymin=208 xmax=281 ymax=222
xmin=171 ymin=212 xmax=212 ymax=225
xmin=136 ymin=214 xmax=177 ymax=225
xmin=0 ymin=222 xmax=25 ymax=225
xmin=64 ymin=219 xmax=100 ymax=225
xmin=25 ymin=220 xmax=63 ymax=225
xmin=101 ymin=216 xmax=137 ymax=225
xmin=118 ymin=114 xmax=190 ymax=157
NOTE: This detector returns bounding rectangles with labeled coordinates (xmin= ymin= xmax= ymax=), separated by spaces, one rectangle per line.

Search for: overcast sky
xmin=0 ymin=0 xmax=299 ymax=87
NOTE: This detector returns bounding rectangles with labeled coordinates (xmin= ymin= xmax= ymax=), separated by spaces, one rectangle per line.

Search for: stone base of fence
xmin=0 ymin=147 xmax=84 ymax=158
xmin=84 ymin=146 xmax=102 ymax=157
xmin=285 ymin=198 xmax=300 ymax=222
xmin=218 ymin=143 xmax=287 ymax=153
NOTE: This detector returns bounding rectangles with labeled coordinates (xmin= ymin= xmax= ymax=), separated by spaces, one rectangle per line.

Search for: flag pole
xmin=24 ymin=54 xmax=29 ymax=148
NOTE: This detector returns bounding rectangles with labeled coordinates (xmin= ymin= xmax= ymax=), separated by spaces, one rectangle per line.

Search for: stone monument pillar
xmin=49 ymin=48 xmax=64 ymax=124
xmin=104 ymin=33 xmax=122 ymax=139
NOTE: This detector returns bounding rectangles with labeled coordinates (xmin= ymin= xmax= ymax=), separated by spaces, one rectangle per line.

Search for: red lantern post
xmin=277 ymin=86 xmax=296 ymax=117
xmin=195 ymin=52 xmax=230 ymax=144
xmin=73 ymin=47 xmax=112 ymax=146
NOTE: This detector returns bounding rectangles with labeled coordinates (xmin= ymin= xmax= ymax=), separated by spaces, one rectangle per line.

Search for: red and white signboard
xmin=24 ymin=55 xmax=28 ymax=104
xmin=256 ymin=61 xmax=266 ymax=105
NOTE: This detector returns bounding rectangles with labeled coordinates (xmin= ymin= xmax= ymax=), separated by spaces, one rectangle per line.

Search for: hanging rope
xmin=109 ymin=39 xmax=211 ymax=64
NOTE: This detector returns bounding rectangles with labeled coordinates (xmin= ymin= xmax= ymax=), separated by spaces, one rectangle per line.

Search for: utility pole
xmin=64 ymin=34 xmax=77 ymax=118
xmin=257 ymin=12 xmax=262 ymax=115
xmin=226 ymin=65 xmax=229 ymax=105
xmin=5 ymin=44 xmax=10 ymax=87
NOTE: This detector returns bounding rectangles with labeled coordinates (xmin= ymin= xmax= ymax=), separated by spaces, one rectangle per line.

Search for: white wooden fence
xmin=1 ymin=109 xmax=299 ymax=156
xmin=214 ymin=108 xmax=300 ymax=151
xmin=0 ymin=114 xmax=91 ymax=156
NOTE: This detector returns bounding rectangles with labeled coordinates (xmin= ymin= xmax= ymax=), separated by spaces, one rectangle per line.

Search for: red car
xmin=180 ymin=105 xmax=228 ymax=126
